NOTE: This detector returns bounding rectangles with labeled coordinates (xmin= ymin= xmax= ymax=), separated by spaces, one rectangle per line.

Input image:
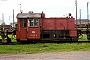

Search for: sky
xmin=0 ymin=0 xmax=90 ymax=24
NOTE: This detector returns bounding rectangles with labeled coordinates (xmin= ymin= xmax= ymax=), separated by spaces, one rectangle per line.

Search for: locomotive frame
xmin=15 ymin=11 xmax=81 ymax=42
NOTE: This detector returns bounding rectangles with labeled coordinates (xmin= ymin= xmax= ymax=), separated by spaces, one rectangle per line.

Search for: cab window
xmin=28 ymin=19 xmax=39 ymax=27
xmin=20 ymin=18 xmax=26 ymax=27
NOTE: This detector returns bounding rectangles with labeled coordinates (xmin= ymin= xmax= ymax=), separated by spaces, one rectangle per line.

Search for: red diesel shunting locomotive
xmin=16 ymin=11 xmax=78 ymax=42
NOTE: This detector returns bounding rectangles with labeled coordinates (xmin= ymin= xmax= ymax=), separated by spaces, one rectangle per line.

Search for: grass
xmin=0 ymin=43 xmax=90 ymax=54
xmin=78 ymin=34 xmax=88 ymax=41
xmin=0 ymin=35 xmax=17 ymax=42
xmin=0 ymin=34 xmax=89 ymax=54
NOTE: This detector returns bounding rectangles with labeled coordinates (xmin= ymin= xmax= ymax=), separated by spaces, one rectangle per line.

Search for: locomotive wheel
xmin=6 ymin=35 xmax=11 ymax=43
xmin=87 ymin=38 xmax=90 ymax=41
xmin=72 ymin=37 xmax=78 ymax=42
xmin=6 ymin=38 xmax=11 ymax=43
xmin=17 ymin=39 xmax=20 ymax=42
xmin=87 ymin=34 xmax=90 ymax=41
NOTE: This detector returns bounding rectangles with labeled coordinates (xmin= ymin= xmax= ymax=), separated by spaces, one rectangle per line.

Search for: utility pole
xmin=87 ymin=2 xmax=89 ymax=28
xmin=75 ymin=0 xmax=77 ymax=25
xmin=2 ymin=13 xmax=4 ymax=30
xmin=79 ymin=9 xmax=81 ymax=28
xmin=20 ymin=4 xmax=21 ymax=13
xmin=9 ymin=16 xmax=10 ymax=20
xmin=2 ymin=13 xmax=4 ymax=24
xmin=13 ymin=9 xmax=14 ymax=27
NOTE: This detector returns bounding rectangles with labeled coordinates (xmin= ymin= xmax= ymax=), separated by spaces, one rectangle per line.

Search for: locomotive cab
xmin=16 ymin=11 xmax=44 ymax=42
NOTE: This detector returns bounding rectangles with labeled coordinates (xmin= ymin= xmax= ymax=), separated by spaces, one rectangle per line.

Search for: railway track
xmin=72 ymin=41 xmax=90 ymax=43
xmin=0 ymin=40 xmax=90 ymax=45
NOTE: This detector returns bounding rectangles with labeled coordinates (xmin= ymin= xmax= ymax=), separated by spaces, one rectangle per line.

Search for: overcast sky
xmin=0 ymin=0 xmax=90 ymax=24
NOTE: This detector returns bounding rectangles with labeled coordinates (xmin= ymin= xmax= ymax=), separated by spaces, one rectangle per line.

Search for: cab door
xmin=27 ymin=18 xmax=40 ymax=40
xmin=20 ymin=18 xmax=27 ymax=40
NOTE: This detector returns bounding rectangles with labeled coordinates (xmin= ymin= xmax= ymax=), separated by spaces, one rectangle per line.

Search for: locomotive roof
xmin=16 ymin=12 xmax=42 ymax=18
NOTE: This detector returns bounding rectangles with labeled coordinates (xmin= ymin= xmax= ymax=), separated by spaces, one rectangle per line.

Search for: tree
xmin=9 ymin=22 xmax=13 ymax=26
xmin=9 ymin=22 xmax=17 ymax=27
xmin=1 ymin=22 xmax=6 ymax=25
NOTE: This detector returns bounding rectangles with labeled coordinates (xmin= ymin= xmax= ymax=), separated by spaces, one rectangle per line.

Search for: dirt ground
xmin=0 ymin=51 xmax=90 ymax=60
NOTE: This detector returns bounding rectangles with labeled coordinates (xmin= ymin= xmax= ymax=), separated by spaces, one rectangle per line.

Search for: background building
xmin=75 ymin=19 xmax=90 ymax=28
xmin=76 ymin=19 xmax=89 ymax=24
